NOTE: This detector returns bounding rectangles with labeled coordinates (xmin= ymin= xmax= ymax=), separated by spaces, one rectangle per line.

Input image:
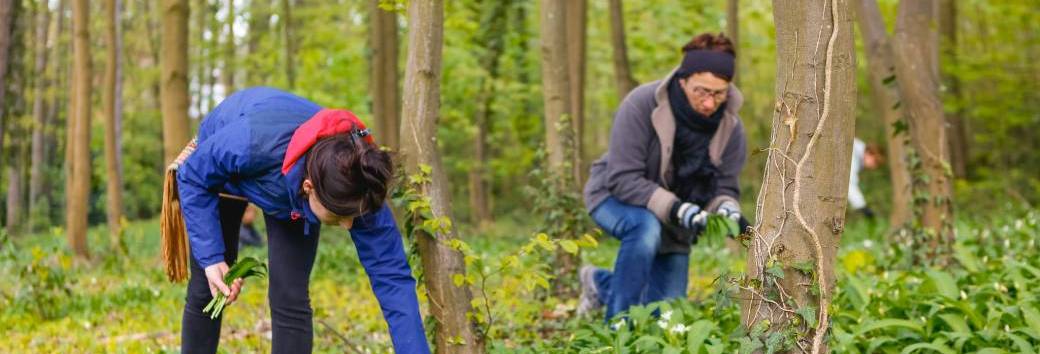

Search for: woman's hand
xmin=204 ymin=261 xmax=244 ymax=304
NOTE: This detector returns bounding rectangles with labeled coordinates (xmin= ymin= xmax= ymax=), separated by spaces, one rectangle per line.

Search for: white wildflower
xmin=670 ymin=323 xmax=689 ymax=334
xmin=611 ymin=319 xmax=626 ymax=330
xmin=661 ymin=310 xmax=673 ymax=321
xmin=658 ymin=320 xmax=669 ymax=329
xmin=960 ymin=290 xmax=967 ymax=300
xmin=862 ymin=239 xmax=874 ymax=249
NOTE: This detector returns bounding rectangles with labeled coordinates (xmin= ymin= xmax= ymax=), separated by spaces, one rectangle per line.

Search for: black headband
xmin=678 ymin=49 xmax=735 ymax=80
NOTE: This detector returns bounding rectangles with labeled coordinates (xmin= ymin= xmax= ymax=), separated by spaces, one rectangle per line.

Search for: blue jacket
xmin=177 ymin=87 xmax=430 ymax=353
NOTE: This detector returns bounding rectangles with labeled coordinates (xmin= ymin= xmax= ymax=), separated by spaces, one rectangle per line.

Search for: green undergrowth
xmin=1 ymin=205 xmax=1038 ymax=353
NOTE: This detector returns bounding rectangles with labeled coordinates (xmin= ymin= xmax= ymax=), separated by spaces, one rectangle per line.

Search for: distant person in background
xmin=849 ymin=138 xmax=883 ymax=218
xmin=238 ymin=205 xmax=264 ymax=248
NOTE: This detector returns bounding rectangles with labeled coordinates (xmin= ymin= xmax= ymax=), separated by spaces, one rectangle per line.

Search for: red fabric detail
xmin=281 ymin=108 xmax=375 ymax=175
xmin=290 ymin=211 xmax=301 ymax=221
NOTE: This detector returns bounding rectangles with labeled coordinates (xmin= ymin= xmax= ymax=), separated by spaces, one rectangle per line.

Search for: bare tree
xmin=607 ymin=0 xmax=638 ymax=100
xmin=854 ymin=0 xmax=912 ymax=229
xmin=160 ymin=0 xmax=191 ymax=164
xmin=28 ymin=1 xmax=51 ymax=231
xmin=566 ymin=0 xmax=586 ymax=182
xmin=893 ymin=0 xmax=955 ymax=265
xmin=467 ymin=0 xmax=508 ymax=227
xmin=103 ymin=0 xmax=125 ymax=252
xmin=368 ymin=0 xmax=399 ymax=150
xmin=67 ymin=0 xmax=92 ymax=258
xmin=399 ymin=0 xmax=485 ymax=352
xmin=939 ymin=0 xmax=968 ymax=178
xmin=743 ymin=0 xmax=855 ymax=352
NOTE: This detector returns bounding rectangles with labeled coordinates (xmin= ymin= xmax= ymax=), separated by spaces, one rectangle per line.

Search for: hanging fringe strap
xmin=160 ymin=138 xmax=197 ymax=282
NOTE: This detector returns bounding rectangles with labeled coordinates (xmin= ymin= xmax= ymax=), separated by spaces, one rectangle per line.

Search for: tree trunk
xmin=194 ymin=0 xmax=207 ymax=117
xmin=103 ymin=0 xmax=125 ymax=252
xmin=565 ymin=0 xmax=586 ymax=183
xmin=161 ymin=0 xmax=191 ymax=164
xmin=281 ymin=0 xmax=295 ymax=89
xmin=28 ymin=2 xmax=50 ymax=230
xmin=0 ymin=0 xmax=17 ymax=173
xmin=399 ymin=0 xmax=484 ymax=352
xmin=467 ymin=0 xmax=508 ymax=227
xmin=67 ymin=0 xmax=91 ymax=258
xmin=893 ymin=0 xmax=954 ymax=266
xmin=854 ymin=0 xmax=912 ymax=229
xmin=368 ymin=0 xmax=399 ymax=150
xmin=938 ymin=0 xmax=967 ymax=179
xmin=607 ymin=0 xmax=638 ymax=100
xmin=222 ymin=0 xmax=234 ymax=95
xmin=246 ymin=0 xmax=269 ymax=86
xmin=743 ymin=0 xmax=855 ymax=352
xmin=540 ymin=0 xmax=580 ymax=298
xmin=727 ymin=0 xmax=739 ymax=84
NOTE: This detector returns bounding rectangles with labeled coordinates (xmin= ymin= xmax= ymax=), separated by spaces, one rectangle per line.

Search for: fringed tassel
xmin=160 ymin=138 xmax=197 ymax=282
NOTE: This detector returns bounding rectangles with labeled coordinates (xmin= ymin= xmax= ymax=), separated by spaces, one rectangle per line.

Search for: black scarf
xmin=668 ymin=77 xmax=726 ymax=205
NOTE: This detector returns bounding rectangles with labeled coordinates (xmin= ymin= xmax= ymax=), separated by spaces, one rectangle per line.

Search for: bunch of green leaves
xmin=702 ymin=215 xmax=741 ymax=242
xmin=203 ymin=257 xmax=267 ymax=320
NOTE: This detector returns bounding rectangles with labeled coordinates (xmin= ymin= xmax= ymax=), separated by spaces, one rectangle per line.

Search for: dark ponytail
xmin=304 ymin=133 xmax=393 ymax=217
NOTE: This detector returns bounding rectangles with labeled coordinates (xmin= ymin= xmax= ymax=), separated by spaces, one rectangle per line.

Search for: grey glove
xmin=671 ymin=201 xmax=708 ymax=230
xmin=716 ymin=200 xmax=742 ymax=222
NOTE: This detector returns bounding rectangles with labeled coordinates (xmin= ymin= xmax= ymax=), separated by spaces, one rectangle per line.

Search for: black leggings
xmin=181 ymin=198 xmax=321 ymax=354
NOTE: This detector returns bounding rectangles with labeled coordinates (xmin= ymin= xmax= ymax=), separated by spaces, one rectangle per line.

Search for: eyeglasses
xmin=686 ymin=83 xmax=729 ymax=103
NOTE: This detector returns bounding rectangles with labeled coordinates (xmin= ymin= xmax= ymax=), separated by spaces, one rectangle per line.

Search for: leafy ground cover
xmin=2 ymin=206 xmax=1037 ymax=353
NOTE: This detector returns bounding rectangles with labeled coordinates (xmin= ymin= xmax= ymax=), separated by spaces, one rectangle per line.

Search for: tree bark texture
xmin=103 ymin=0 xmax=125 ymax=251
xmin=727 ymin=0 xmax=739 ymax=84
xmin=160 ymin=0 xmax=191 ymax=164
xmin=893 ymin=0 xmax=955 ymax=265
xmin=467 ymin=0 xmax=508 ymax=227
xmin=281 ymin=0 xmax=295 ymax=89
xmin=744 ymin=1 xmax=856 ymax=352
xmin=67 ymin=0 xmax=91 ymax=258
xmin=222 ymin=0 xmax=234 ymax=95
xmin=607 ymin=0 xmax=638 ymax=101
xmin=0 ymin=0 xmax=17 ymax=173
xmin=565 ymin=0 xmax=586 ymax=183
xmin=854 ymin=0 xmax=912 ymax=229
xmin=399 ymin=0 xmax=484 ymax=352
xmin=368 ymin=0 xmax=399 ymax=151
xmin=939 ymin=0 xmax=968 ymax=178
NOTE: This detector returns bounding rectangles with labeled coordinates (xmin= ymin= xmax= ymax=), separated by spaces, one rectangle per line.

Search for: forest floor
xmin=2 ymin=204 xmax=1038 ymax=353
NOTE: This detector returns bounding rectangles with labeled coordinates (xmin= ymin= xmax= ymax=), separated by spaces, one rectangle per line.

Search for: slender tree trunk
xmin=938 ymin=0 xmax=967 ymax=179
xmin=893 ymin=0 xmax=954 ymax=266
xmin=194 ymin=0 xmax=207 ymax=117
xmin=743 ymin=1 xmax=855 ymax=352
xmin=5 ymin=0 xmax=28 ymax=234
xmin=467 ymin=0 xmax=507 ymax=227
xmin=161 ymin=0 xmax=191 ymax=164
xmin=399 ymin=0 xmax=484 ymax=352
xmin=67 ymin=0 xmax=91 ymax=258
xmin=222 ymin=0 xmax=234 ymax=95
xmin=727 ymin=0 xmax=739 ymax=84
xmin=205 ymin=0 xmax=218 ymax=111
xmin=540 ymin=0 xmax=580 ymax=297
xmin=281 ymin=0 xmax=295 ymax=89
xmin=565 ymin=0 xmax=586 ymax=183
xmin=246 ymin=0 xmax=269 ymax=86
xmin=607 ymin=0 xmax=638 ymax=100
xmin=368 ymin=0 xmax=399 ymax=150
xmin=0 ymin=0 xmax=17 ymax=173
xmin=103 ymin=0 xmax=125 ymax=252
xmin=854 ymin=0 xmax=912 ymax=229
xmin=28 ymin=3 xmax=51 ymax=230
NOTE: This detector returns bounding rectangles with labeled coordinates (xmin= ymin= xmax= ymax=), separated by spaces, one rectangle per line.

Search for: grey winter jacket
xmin=583 ymin=69 xmax=747 ymax=254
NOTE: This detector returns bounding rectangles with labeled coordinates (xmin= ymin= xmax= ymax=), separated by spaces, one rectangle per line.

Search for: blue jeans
xmin=591 ymin=197 xmax=690 ymax=320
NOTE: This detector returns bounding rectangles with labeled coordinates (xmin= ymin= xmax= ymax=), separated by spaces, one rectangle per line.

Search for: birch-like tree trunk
xmin=743 ymin=1 xmax=855 ymax=352
xmin=67 ymin=0 xmax=92 ymax=258
xmin=399 ymin=0 xmax=484 ymax=352
xmin=894 ymin=0 xmax=955 ymax=265
xmin=160 ymin=0 xmax=191 ymax=164
xmin=854 ymin=0 xmax=912 ymax=229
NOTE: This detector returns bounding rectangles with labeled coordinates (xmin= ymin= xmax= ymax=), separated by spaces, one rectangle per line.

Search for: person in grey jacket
xmin=578 ymin=33 xmax=748 ymax=320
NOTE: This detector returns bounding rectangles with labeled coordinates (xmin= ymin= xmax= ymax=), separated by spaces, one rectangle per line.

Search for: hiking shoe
xmin=577 ymin=265 xmax=603 ymax=316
